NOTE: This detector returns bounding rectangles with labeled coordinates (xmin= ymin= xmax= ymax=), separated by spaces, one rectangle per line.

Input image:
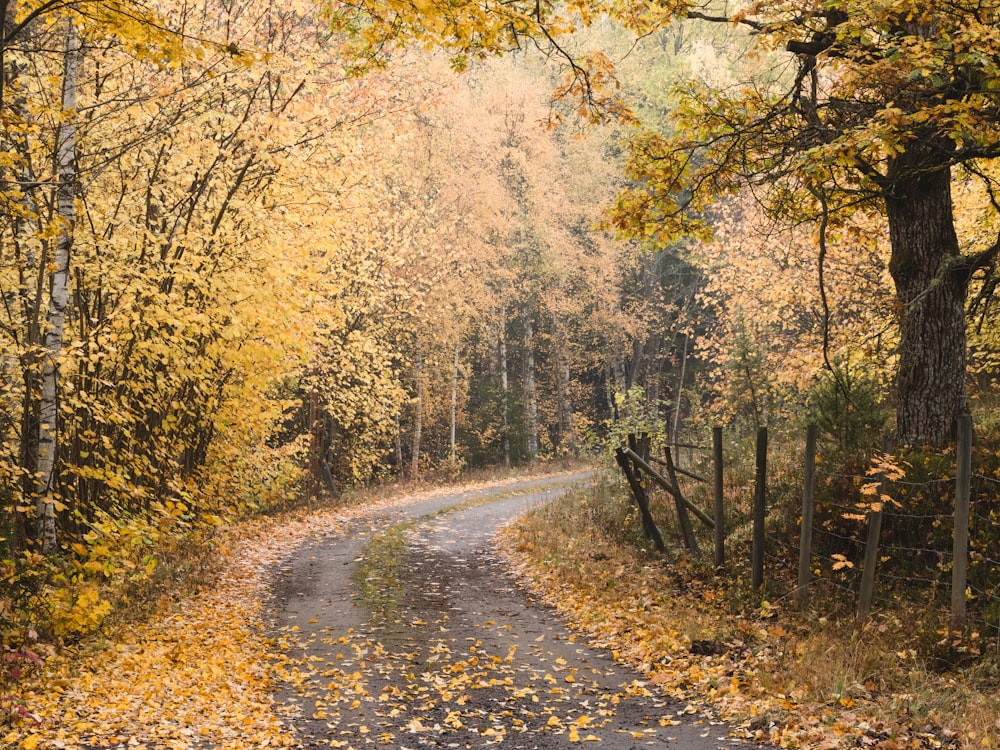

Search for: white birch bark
xmin=35 ymin=20 xmax=79 ymax=553
xmin=498 ymin=303 xmax=510 ymax=468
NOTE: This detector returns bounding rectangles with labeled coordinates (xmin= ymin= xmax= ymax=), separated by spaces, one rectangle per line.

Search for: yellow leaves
xmin=831 ymin=554 xmax=854 ymax=571
xmin=866 ymin=451 xmax=909 ymax=483
xmin=567 ymin=726 xmax=601 ymax=742
xmin=48 ymin=581 xmax=111 ymax=637
xmin=405 ymin=717 xmax=426 ymax=732
xmin=10 ymin=510 xmax=336 ymax=749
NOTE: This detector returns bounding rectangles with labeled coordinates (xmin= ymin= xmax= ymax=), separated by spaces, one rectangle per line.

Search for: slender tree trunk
xmin=671 ymin=334 xmax=688 ymax=448
xmin=411 ymin=347 xmax=423 ymax=480
xmin=886 ymin=152 xmax=967 ymax=446
xmin=0 ymin=0 xmax=7 ymax=110
xmin=449 ymin=338 xmax=458 ymax=465
xmin=604 ymin=362 xmax=618 ymax=421
xmin=562 ymin=361 xmax=576 ymax=454
xmin=498 ymin=303 xmax=510 ymax=468
xmin=35 ymin=20 xmax=79 ymax=553
xmin=308 ymin=388 xmax=319 ymax=497
xmin=395 ymin=413 xmax=403 ymax=470
xmin=7 ymin=9 xmax=42 ymax=554
xmin=555 ymin=326 xmax=576 ymax=454
xmin=523 ymin=313 xmax=538 ymax=460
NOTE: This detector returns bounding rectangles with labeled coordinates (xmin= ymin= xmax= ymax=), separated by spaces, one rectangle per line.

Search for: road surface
xmin=267 ymin=474 xmax=764 ymax=750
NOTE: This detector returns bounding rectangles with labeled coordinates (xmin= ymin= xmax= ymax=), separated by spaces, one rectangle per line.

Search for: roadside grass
xmin=500 ymin=473 xmax=1000 ymax=749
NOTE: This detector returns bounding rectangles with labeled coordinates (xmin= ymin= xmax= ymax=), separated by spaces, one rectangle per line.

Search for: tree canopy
xmin=3 ymin=0 xmax=1000 ymax=650
xmin=606 ymin=0 xmax=1000 ymax=445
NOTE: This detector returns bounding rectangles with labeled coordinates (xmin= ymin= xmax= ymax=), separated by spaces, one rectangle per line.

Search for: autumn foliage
xmin=2 ymin=0 xmax=1000 ymax=744
xmin=0 ymin=0 xmax=667 ymax=653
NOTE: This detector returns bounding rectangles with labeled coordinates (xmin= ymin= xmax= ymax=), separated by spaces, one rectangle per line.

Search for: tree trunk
xmin=555 ymin=326 xmax=576 ymax=454
xmin=671 ymin=333 xmax=688 ymax=451
xmin=395 ymin=413 xmax=404 ymax=470
xmin=35 ymin=20 xmax=79 ymax=553
xmin=885 ymin=154 xmax=967 ymax=446
xmin=498 ymin=303 xmax=510 ymax=468
xmin=411 ymin=347 xmax=423 ymax=480
xmin=8 ymin=9 xmax=43 ymax=554
xmin=308 ymin=388 xmax=319 ymax=497
xmin=449 ymin=338 xmax=459 ymax=465
xmin=523 ymin=313 xmax=538 ymax=461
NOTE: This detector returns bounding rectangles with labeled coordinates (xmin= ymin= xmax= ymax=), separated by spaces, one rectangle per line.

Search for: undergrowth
xmin=502 ymin=474 xmax=999 ymax=749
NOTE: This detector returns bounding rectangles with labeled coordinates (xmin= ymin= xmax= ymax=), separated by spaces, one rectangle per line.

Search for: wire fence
xmin=619 ymin=421 xmax=1000 ymax=647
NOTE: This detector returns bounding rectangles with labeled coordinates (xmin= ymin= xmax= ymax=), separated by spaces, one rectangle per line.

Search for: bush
xmin=805 ymin=358 xmax=888 ymax=457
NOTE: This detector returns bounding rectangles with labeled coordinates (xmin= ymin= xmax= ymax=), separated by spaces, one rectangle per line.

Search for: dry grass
xmin=499 ymin=472 xmax=1000 ymax=749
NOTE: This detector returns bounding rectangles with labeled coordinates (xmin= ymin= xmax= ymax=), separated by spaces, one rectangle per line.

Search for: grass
xmin=500 ymin=471 xmax=1000 ymax=749
xmin=353 ymin=521 xmax=414 ymax=623
xmin=351 ymin=469 xmax=594 ymax=625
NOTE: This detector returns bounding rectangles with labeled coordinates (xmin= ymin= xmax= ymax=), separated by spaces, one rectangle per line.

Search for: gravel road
xmin=267 ymin=474 xmax=765 ymax=750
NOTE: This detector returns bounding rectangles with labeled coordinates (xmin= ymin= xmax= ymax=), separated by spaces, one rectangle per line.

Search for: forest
xmin=1 ymin=0 xmax=1000 ymax=726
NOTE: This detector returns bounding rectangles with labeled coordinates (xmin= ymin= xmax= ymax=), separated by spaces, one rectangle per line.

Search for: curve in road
xmin=268 ymin=473 xmax=765 ymax=750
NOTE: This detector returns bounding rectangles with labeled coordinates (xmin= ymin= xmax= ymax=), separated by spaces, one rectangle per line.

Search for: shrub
xmin=805 ymin=358 xmax=888 ymax=457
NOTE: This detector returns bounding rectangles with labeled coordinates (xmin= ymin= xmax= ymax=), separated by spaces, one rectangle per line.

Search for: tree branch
xmin=686 ymin=10 xmax=763 ymax=31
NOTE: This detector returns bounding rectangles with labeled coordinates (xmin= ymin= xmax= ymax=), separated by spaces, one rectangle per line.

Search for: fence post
xmin=713 ymin=426 xmax=725 ymax=568
xmin=615 ymin=447 xmax=666 ymax=553
xmin=858 ymin=435 xmax=892 ymax=623
xmin=952 ymin=414 xmax=972 ymax=630
xmin=857 ymin=508 xmax=883 ymax=623
xmin=797 ymin=424 xmax=818 ymax=610
xmin=665 ymin=447 xmax=700 ymax=558
xmin=751 ymin=426 xmax=768 ymax=591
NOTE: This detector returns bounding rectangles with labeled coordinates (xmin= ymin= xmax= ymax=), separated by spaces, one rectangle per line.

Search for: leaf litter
xmin=10 ymin=469 xmax=966 ymax=750
xmin=6 ymin=475 xmax=576 ymax=750
xmin=267 ymin=486 xmax=760 ymax=749
xmin=495 ymin=511 xmax=976 ymax=750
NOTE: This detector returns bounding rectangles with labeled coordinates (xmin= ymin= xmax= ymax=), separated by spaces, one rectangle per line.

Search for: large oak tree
xmin=608 ymin=0 xmax=1000 ymax=446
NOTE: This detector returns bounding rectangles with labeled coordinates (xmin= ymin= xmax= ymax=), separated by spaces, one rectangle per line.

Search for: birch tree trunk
xmin=395 ymin=414 xmax=404 ymax=471
xmin=35 ymin=19 xmax=79 ymax=553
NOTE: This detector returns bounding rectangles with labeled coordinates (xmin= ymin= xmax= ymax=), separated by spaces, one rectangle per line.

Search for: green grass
xmin=353 ymin=521 xmax=414 ymax=623
xmin=351 ymin=470 xmax=594 ymax=625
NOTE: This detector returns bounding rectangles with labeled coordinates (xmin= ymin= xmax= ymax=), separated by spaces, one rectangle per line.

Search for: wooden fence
xmin=615 ymin=415 xmax=987 ymax=631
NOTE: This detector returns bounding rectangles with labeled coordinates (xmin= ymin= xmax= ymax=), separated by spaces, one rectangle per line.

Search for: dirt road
xmin=267 ymin=473 xmax=763 ymax=749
